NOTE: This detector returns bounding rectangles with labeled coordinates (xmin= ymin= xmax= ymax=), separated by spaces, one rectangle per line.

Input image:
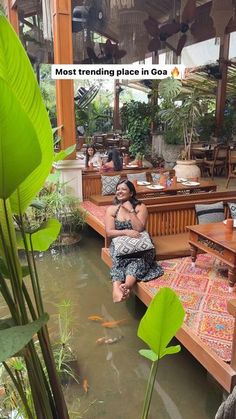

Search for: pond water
xmin=3 ymin=228 xmax=223 ymax=418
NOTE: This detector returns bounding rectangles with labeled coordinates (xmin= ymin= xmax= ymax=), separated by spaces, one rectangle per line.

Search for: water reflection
xmin=4 ymin=228 xmax=223 ymax=418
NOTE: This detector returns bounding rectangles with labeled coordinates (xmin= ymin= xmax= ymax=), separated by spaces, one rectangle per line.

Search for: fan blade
xmin=86 ymin=46 xmax=98 ymax=61
xmin=176 ymin=34 xmax=187 ymax=56
xmin=182 ymin=0 xmax=196 ymax=24
xmin=143 ymin=16 xmax=160 ymax=37
xmin=190 ymin=18 xmax=216 ymax=42
xmin=226 ymin=16 xmax=236 ymax=33
xmin=113 ymin=45 xmax=126 ymax=60
xmin=147 ymin=37 xmax=161 ymax=53
xmin=160 ymin=21 xmax=181 ymax=38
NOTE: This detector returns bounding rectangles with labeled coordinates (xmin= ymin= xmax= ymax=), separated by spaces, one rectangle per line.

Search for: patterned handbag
xmin=112 ymin=231 xmax=154 ymax=257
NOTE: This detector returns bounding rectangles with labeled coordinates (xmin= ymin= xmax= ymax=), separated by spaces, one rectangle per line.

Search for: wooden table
xmin=135 ymin=180 xmax=217 ymax=198
xmin=187 ymin=222 xmax=236 ymax=291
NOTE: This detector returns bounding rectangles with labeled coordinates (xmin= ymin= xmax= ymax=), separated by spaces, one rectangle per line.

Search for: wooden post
xmin=52 ymin=0 xmax=76 ymax=155
xmin=113 ymin=79 xmax=120 ymax=131
xmin=6 ymin=0 xmax=19 ymax=34
xmin=215 ymin=34 xmax=230 ymax=135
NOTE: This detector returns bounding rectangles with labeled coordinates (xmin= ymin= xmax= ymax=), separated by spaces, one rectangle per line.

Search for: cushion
xmin=228 ymin=202 xmax=236 ymax=219
xmin=151 ymin=172 xmax=161 ymax=182
xmin=127 ymin=172 xmax=147 ymax=182
xmin=101 ymin=175 xmax=120 ymax=196
xmin=195 ymin=201 xmax=225 ymax=224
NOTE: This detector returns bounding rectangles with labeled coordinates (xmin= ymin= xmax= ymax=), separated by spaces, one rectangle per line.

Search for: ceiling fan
xmin=72 ymin=0 xmax=109 ymax=34
xmin=82 ymin=39 xmax=126 ymax=64
xmin=144 ymin=0 xmax=215 ymax=56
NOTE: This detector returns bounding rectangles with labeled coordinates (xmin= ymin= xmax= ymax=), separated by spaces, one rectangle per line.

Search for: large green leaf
xmin=138 ymin=288 xmax=185 ymax=358
xmin=16 ymin=219 xmax=61 ymax=251
xmin=0 ymin=16 xmax=53 ymax=213
xmin=0 ymin=79 xmax=41 ymax=199
xmin=0 ymin=313 xmax=49 ymax=362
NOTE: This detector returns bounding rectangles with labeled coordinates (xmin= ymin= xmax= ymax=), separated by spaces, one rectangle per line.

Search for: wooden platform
xmin=102 ymin=248 xmax=236 ymax=393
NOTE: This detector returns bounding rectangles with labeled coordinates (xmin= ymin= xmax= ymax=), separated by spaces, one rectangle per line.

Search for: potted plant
xmin=158 ymin=78 xmax=203 ymax=178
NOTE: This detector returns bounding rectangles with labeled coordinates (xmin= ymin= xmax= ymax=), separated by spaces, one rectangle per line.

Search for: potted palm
xmin=159 ymin=78 xmax=203 ymax=178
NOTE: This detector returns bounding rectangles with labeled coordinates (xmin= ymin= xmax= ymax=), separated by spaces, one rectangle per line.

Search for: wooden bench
xmin=101 ymin=190 xmax=236 ymax=261
xmin=82 ymin=168 xmax=174 ymax=200
xmin=90 ymin=180 xmax=217 ymax=206
xmin=100 ymin=190 xmax=236 ymax=392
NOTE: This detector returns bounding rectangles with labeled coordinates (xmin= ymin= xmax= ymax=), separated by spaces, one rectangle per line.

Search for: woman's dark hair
xmin=113 ymin=179 xmax=141 ymax=208
xmin=85 ymin=144 xmax=97 ymax=167
xmin=107 ymin=148 xmax=123 ymax=171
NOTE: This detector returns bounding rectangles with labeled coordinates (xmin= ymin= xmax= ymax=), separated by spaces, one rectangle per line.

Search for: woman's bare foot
xmin=113 ymin=282 xmax=130 ymax=302
xmin=113 ymin=282 xmax=126 ymax=303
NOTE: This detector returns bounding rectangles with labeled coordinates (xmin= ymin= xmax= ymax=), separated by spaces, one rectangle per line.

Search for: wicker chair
xmin=226 ymin=149 xmax=236 ymax=188
xmin=203 ymin=145 xmax=229 ymax=179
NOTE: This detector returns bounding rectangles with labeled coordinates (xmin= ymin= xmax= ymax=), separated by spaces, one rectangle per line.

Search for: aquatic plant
xmin=0 ymin=13 xmax=69 ymax=418
xmin=138 ymin=288 xmax=185 ymax=419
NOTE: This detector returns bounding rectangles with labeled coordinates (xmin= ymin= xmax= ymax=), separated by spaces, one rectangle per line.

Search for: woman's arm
xmin=105 ymin=206 xmax=140 ymax=238
xmin=121 ymin=202 xmax=148 ymax=232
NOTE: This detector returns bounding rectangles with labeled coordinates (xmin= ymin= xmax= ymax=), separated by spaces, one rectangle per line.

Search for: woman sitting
xmin=101 ymin=148 xmax=123 ymax=172
xmin=105 ymin=179 xmax=163 ymax=302
xmin=85 ymin=145 xmax=102 ymax=168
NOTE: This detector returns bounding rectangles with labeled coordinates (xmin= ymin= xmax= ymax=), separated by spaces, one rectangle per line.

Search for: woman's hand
xmin=125 ymin=230 xmax=140 ymax=238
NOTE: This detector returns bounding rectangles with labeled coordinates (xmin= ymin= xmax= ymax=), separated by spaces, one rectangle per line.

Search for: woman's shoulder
xmin=106 ymin=204 xmax=119 ymax=215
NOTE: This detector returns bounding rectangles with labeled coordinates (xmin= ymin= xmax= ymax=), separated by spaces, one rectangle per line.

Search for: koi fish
xmin=88 ymin=315 xmax=103 ymax=322
xmin=104 ymin=335 xmax=123 ymax=345
xmin=82 ymin=379 xmax=89 ymax=393
xmin=96 ymin=336 xmax=106 ymax=344
xmin=101 ymin=319 xmax=126 ymax=328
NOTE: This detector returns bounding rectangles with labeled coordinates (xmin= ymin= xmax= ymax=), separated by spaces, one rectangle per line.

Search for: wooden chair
xmin=226 ymin=149 xmax=236 ymax=188
xmin=203 ymin=145 xmax=229 ymax=179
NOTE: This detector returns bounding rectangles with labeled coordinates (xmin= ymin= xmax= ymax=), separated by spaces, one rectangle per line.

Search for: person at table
xmin=105 ymin=179 xmax=164 ymax=302
xmin=101 ymin=148 xmax=123 ymax=171
xmin=85 ymin=145 xmax=102 ymax=168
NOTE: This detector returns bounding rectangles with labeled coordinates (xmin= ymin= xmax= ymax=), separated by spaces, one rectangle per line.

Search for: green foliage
xmin=0 ymin=314 xmax=48 ymax=363
xmin=16 ymin=219 xmax=61 ymax=252
xmin=121 ymin=101 xmax=155 ymax=157
xmin=198 ymin=112 xmax=216 ymax=142
xmin=0 ymin=16 xmax=69 ymax=418
xmin=159 ymin=78 xmax=203 ymax=159
xmin=0 ymin=16 xmax=54 ymax=214
xmin=138 ymin=288 xmax=185 ymax=419
xmin=159 ymin=77 xmax=182 ymax=102
xmin=163 ymin=128 xmax=182 ymax=145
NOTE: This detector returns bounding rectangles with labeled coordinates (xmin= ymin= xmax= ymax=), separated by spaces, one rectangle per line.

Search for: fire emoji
xmin=171 ymin=66 xmax=180 ymax=78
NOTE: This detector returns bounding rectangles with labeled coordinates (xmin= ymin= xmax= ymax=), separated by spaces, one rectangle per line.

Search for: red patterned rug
xmin=142 ymin=254 xmax=234 ymax=362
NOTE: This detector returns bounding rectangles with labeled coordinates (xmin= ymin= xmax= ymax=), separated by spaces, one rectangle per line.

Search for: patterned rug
xmin=142 ymin=254 xmax=234 ymax=362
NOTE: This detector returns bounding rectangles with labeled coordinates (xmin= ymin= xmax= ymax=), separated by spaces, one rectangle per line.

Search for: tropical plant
xmin=159 ymin=78 xmax=203 ymax=160
xmin=27 ymin=181 xmax=85 ymax=245
xmin=138 ymin=288 xmax=185 ymax=419
xmin=0 ymin=13 xmax=69 ymax=418
xmin=121 ymin=101 xmax=156 ymax=158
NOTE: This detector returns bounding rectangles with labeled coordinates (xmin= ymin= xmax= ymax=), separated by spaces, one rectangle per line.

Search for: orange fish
xmin=96 ymin=337 xmax=106 ymax=344
xmin=82 ymin=379 xmax=89 ymax=393
xmin=101 ymin=319 xmax=126 ymax=328
xmin=88 ymin=315 xmax=103 ymax=322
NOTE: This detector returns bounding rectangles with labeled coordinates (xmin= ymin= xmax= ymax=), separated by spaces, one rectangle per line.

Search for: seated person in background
xmin=85 ymin=145 xmax=102 ymax=168
xmin=101 ymin=149 xmax=123 ymax=172
xmin=105 ymin=179 xmax=163 ymax=302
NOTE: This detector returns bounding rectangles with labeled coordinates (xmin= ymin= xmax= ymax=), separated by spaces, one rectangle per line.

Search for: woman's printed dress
xmin=110 ymin=207 xmax=164 ymax=282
